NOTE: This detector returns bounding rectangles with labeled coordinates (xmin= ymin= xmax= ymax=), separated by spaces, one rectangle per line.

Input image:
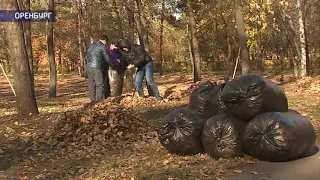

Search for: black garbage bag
xmin=188 ymin=81 xmax=215 ymax=118
xmin=202 ymin=83 xmax=227 ymax=119
xmin=108 ymin=68 xmax=124 ymax=97
xmin=202 ymin=114 xmax=246 ymax=159
xmin=242 ymin=110 xmax=316 ymax=162
xmin=221 ymin=74 xmax=288 ymax=120
xmin=158 ymin=107 xmax=205 ymax=155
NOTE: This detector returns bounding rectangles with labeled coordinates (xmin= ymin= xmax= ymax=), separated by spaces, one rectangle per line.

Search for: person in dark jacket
xmin=118 ymin=39 xmax=163 ymax=101
xmin=86 ymin=35 xmax=120 ymax=102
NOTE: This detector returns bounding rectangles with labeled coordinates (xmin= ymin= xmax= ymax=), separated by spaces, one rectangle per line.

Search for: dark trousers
xmin=103 ymin=68 xmax=111 ymax=98
xmin=87 ymin=66 xmax=106 ymax=102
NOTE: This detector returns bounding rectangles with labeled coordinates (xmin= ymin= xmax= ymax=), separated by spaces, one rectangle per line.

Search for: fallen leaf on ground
xmin=163 ymin=159 xmax=170 ymax=165
xmin=234 ymin=170 xmax=244 ymax=173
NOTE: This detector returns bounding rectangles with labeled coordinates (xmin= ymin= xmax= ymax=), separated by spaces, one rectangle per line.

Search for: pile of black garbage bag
xmin=158 ymin=74 xmax=317 ymax=162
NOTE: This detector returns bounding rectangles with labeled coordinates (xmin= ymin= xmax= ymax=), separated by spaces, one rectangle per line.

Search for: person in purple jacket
xmin=106 ymin=39 xmax=124 ymax=97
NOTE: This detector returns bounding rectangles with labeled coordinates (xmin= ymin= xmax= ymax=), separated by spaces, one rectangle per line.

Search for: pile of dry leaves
xmin=119 ymin=96 xmax=158 ymax=107
xmin=293 ymin=76 xmax=320 ymax=93
xmin=55 ymin=100 xmax=151 ymax=146
xmin=163 ymin=80 xmax=224 ymax=101
xmin=5 ymin=99 xmax=156 ymax=156
xmin=270 ymin=75 xmax=320 ymax=94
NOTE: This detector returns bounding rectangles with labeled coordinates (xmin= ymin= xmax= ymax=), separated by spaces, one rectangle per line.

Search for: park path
xmin=221 ymin=145 xmax=320 ymax=180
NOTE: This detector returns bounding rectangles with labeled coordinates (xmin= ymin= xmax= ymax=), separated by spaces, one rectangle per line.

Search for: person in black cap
xmin=86 ymin=35 xmax=121 ymax=102
xmin=118 ymin=39 xmax=163 ymax=101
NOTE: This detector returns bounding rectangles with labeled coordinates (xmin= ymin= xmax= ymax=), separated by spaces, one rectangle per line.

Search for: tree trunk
xmin=47 ymin=0 xmax=56 ymax=98
xmin=86 ymin=2 xmax=94 ymax=43
xmin=99 ymin=14 xmax=102 ymax=34
xmin=256 ymin=3 xmax=263 ymax=75
xmin=220 ymin=13 xmax=231 ymax=79
xmin=159 ymin=0 xmax=165 ymax=76
xmin=77 ymin=0 xmax=85 ymax=77
xmin=24 ymin=0 xmax=34 ymax=79
xmin=127 ymin=0 xmax=135 ymax=42
xmin=319 ymin=51 xmax=320 ymax=74
xmin=285 ymin=40 xmax=294 ymax=70
xmin=17 ymin=0 xmax=34 ymax=86
xmin=1 ymin=0 xmax=38 ymax=115
xmin=188 ymin=26 xmax=194 ymax=73
xmin=58 ymin=46 xmax=63 ymax=75
xmin=224 ymin=39 xmax=232 ymax=79
xmin=17 ymin=0 xmax=34 ymax=79
xmin=113 ymin=0 xmax=124 ymax=39
xmin=136 ymin=14 xmax=144 ymax=45
xmin=303 ymin=9 xmax=310 ymax=75
xmin=186 ymin=0 xmax=201 ymax=82
xmin=234 ymin=0 xmax=250 ymax=75
xmin=257 ymin=32 xmax=263 ymax=75
xmin=123 ymin=0 xmax=135 ymax=92
xmin=135 ymin=0 xmax=149 ymax=52
xmin=1 ymin=27 xmax=11 ymax=73
xmin=297 ymin=0 xmax=307 ymax=77
xmin=304 ymin=25 xmax=310 ymax=75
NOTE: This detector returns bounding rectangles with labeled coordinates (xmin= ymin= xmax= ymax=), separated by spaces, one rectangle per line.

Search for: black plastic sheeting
xmin=158 ymin=107 xmax=205 ymax=155
xmin=108 ymin=68 xmax=124 ymax=97
xmin=242 ymin=110 xmax=316 ymax=162
xmin=202 ymin=114 xmax=246 ymax=159
xmin=202 ymin=83 xmax=227 ymax=119
xmin=221 ymin=74 xmax=288 ymax=120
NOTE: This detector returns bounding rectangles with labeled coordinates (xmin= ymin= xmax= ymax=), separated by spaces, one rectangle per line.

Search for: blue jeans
xmin=135 ymin=61 xmax=162 ymax=100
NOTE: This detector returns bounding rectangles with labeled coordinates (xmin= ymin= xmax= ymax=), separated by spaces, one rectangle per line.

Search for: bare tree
xmin=256 ymin=2 xmax=264 ymax=75
xmin=76 ymin=0 xmax=86 ymax=77
xmin=235 ymin=0 xmax=250 ymax=75
xmin=135 ymin=0 xmax=149 ymax=52
xmin=186 ymin=0 xmax=201 ymax=82
xmin=220 ymin=13 xmax=232 ymax=79
xmin=159 ymin=0 xmax=165 ymax=76
xmin=47 ymin=0 xmax=57 ymax=98
xmin=1 ymin=0 xmax=38 ymax=115
xmin=297 ymin=0 xmax=308 ymax=77
xmin=127 ymin=0 xmax=135 ymax=42
xmin=17 ymin=0 xmax=34 ymax=79
xmin=112 ymin=0 xmax=125 ymax=39
xmin=24 ymin=0 xmax=34 ymax=79
xmin=123 ymin=0 xmax=136 ymax=92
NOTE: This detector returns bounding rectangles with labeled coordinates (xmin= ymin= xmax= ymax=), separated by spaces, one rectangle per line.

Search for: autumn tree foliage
xmin=1 ymin=0 xmax=319 ymax=81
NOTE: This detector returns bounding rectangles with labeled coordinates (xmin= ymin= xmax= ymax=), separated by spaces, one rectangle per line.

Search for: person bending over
xmin=118 ymin=39 xmax=163 ymax=101
xmin=107 ymin=39 xmax=125 ymax=97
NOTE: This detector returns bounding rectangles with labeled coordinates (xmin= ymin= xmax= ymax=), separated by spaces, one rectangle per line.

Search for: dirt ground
xmin=0 ymin=73 xmax=319 ymax=180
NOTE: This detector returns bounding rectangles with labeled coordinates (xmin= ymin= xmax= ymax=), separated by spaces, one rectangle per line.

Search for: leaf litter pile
xmin=6 ymin=99 xmax=156 ymax=154
xmin=51 ymin=100 xmax=155 ymax=153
